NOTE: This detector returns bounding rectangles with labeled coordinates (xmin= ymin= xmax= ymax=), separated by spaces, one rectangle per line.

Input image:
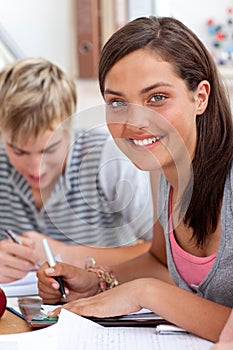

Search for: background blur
xmin=0 ymin=0 xmax=233 ymax=126
xmin=1 ymin=0 xmax=233 ymax=72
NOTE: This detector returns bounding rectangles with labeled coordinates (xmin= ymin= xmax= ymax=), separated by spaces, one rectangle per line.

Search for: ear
xmin=194 ymin=80 xmax=210 ymax=115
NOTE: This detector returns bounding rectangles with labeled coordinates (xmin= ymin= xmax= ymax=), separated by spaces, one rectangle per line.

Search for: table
xmin=0 ymin=309 xmax=31 ymax=334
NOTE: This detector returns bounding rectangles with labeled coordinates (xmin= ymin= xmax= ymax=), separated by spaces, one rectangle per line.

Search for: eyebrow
xmin=104 ymin=89 xmax=123 ymax=97
xmin=141 ymin=82 xmax=173 ymax=94
xmin=7 ymin=140 xmax=62 ymax=154
xmin=104 ymin=82 xmax=173 ymax=97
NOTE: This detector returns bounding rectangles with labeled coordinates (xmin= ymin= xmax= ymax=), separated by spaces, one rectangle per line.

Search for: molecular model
xmin=207 ymin=7 xmax=233 ymax=66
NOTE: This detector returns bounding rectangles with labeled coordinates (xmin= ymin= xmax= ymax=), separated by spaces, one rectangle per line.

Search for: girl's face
xmin=104 ymin=49 xmax=209 ymax=174
xmin=5 ymin=125 xmax=69 ymax=194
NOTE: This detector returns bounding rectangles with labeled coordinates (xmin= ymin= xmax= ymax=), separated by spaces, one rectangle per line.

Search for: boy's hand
xmin=0 ymin=236 xmax=40 ymax=283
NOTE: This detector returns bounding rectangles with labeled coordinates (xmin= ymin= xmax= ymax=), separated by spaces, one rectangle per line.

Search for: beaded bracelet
xmin=84 ymin=257 xmax=119 ymax=293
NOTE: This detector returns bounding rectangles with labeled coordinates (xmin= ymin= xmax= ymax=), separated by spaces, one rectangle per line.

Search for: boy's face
xmin=5 ymin=126 xmax=70 ymax=195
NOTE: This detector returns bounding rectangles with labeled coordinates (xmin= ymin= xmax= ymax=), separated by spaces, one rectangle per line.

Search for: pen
xmin=42 ymin=238 xmax=67 ymax=300
xmin=4 ymin=229 xmax=22 ymax=245
xmin=155 ymin=324 xmax=189 ymax=335
xmin=6 ymin=306 xmax=25 ymax=320
xmin=4 ymin=229 xmax=41 ymax=270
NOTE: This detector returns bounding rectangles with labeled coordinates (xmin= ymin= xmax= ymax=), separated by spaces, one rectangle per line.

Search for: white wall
xmin=128 ymin=0 xmax=156 ymax=20
xmin=156 ymin=0 xmax=233 ymax=51
xmin=121 ymin=0 xmax=233 ymax=55
xmin=0 ymin=0 xmax=76 ymax=74
xmin=0 ymin=0 xmax=233 ymax=75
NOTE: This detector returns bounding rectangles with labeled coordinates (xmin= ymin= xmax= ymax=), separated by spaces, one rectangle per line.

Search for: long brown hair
xmin=99 ymin=16 xmax=233 ymax=245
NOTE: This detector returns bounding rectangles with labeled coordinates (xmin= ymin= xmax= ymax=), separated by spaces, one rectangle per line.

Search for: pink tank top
xmin=169 ymin=188 xmax=217 ymax=288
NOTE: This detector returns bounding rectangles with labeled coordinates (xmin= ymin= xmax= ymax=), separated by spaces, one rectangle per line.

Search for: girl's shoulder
xmin=226 ymin=161 xmax=233 ymax=191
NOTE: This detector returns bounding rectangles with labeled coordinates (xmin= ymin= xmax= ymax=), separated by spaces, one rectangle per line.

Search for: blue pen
xmin=6 ymin=306 xmax=25 ymax=320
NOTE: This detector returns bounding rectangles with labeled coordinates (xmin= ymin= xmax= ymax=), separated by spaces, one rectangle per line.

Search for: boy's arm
xmin=23 ymin=230 xmax=151 ymax=267
xmin=64 ymin=239 xmax=151 ymax=267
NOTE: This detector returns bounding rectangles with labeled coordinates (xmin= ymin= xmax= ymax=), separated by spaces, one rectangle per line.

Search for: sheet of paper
xmin=0 ymin=318 xmax=59 ymax=350
xmin=0 ymin=308 xmax=213 ymax=350
xmin=6 ymin=297 xmax=22 ymax=313
xmin=57 ymin=309 xmax=213 ymax=350
xmin=0 ymin=254 xmax=62 ymax=298
xmin=0 ymin=271 xmax=38 ymax=297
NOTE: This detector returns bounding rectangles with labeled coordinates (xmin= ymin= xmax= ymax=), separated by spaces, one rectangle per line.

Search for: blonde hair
xmin=0 ymin=57 xmax=77 ymax=144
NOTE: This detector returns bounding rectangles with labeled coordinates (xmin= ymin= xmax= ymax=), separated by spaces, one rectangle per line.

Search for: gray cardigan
xmin=158 ymin=164 xmax=233 ymax=307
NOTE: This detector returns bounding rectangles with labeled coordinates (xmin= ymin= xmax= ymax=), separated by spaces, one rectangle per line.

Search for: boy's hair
xmin=0 ymin=57 xmax=77 ymax=144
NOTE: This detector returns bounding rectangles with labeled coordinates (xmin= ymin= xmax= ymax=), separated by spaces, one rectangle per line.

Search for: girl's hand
xmin=47 ymin=279 xmax=143 ymax=318
xmin=37 ymin=262 xmax=100 ymax=304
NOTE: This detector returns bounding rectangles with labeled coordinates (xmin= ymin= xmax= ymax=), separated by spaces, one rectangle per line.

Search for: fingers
xmin=37 ymin=262 xmax=101 ymax=307
xmin=0 ymin=265 xmax=29 ymax=283
xmin=46 ymin=291 xmax=109 ymax=318
xmin=37 ymin=263 xmax=68 ymax=304
xmin=37 ymin=276 xmax=64 ymax=304
xmin=48 ymin=299 xmax=89 ymax=317
xmin=48 ymin=306 xmax=62 ymax=317
xmin=17 ymin=234 xmax=36 ymax=249
xmin=38 ymin=262 xmax=79 ymax=284
xmin=47 ymin=281 xmax=142 ymax=320
xmin=0 ymin=237 xmax=39 ymax=262
xmin=0 ymin=240 xmax=40 ymax=282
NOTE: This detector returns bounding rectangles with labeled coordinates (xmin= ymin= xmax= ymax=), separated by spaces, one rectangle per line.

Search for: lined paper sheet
xmin=0 ymin=309 xmax=213 ymax=350
xmin=58 ymin=309 xmax=213 ymax=350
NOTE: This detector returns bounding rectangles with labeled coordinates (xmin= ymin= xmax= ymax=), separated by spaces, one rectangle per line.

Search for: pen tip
xmin=62 ymin=294 xmax=67 ymax=300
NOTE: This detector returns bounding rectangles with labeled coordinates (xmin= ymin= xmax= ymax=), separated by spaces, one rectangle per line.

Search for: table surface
xmin=0 ymin=309 xmax=31 ymax=334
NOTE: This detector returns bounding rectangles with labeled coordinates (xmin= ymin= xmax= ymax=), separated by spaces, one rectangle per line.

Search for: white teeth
xmin=132 ymin=136 xmax=161 ymax=146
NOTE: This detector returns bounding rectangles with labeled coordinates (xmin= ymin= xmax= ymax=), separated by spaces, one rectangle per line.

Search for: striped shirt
xmin=0 ymin=129 xmax=153 ymax=247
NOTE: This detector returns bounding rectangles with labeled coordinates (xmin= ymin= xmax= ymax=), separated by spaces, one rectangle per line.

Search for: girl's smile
xmin=104 ymin=49 xmax=209 ymax=176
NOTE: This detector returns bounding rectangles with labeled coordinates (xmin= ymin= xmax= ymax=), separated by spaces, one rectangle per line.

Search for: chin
xmin=132 ymin=161 xmax=147 ymax=170
xmin=131 ymin=156 xmax=160 ymax=170
xmin=0 ymin=288 xmax=7 ymax=318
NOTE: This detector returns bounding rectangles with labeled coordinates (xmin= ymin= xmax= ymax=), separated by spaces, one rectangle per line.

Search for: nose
xmin=125 ymin=103 xmax=152 ymax=130
xmin=26 ymin=155 xmax=45 ymax=176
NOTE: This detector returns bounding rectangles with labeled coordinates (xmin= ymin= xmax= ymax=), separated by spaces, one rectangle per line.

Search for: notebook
xmin=18 ymin=296 xmax=172 ymax=328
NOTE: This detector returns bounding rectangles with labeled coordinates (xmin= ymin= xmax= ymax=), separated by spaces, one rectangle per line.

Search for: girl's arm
xmin=45 ymin=221 xmax=231 ymax=343
xmin=47 ymin=274 xmax=231 ymax=343
xmin=140 ymin=278 xmax=231 ymax=343
xmin=219 ymin=309 xmax=233 ymax=343
xmin=113 ymin=220 xmax=173 ymax=284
